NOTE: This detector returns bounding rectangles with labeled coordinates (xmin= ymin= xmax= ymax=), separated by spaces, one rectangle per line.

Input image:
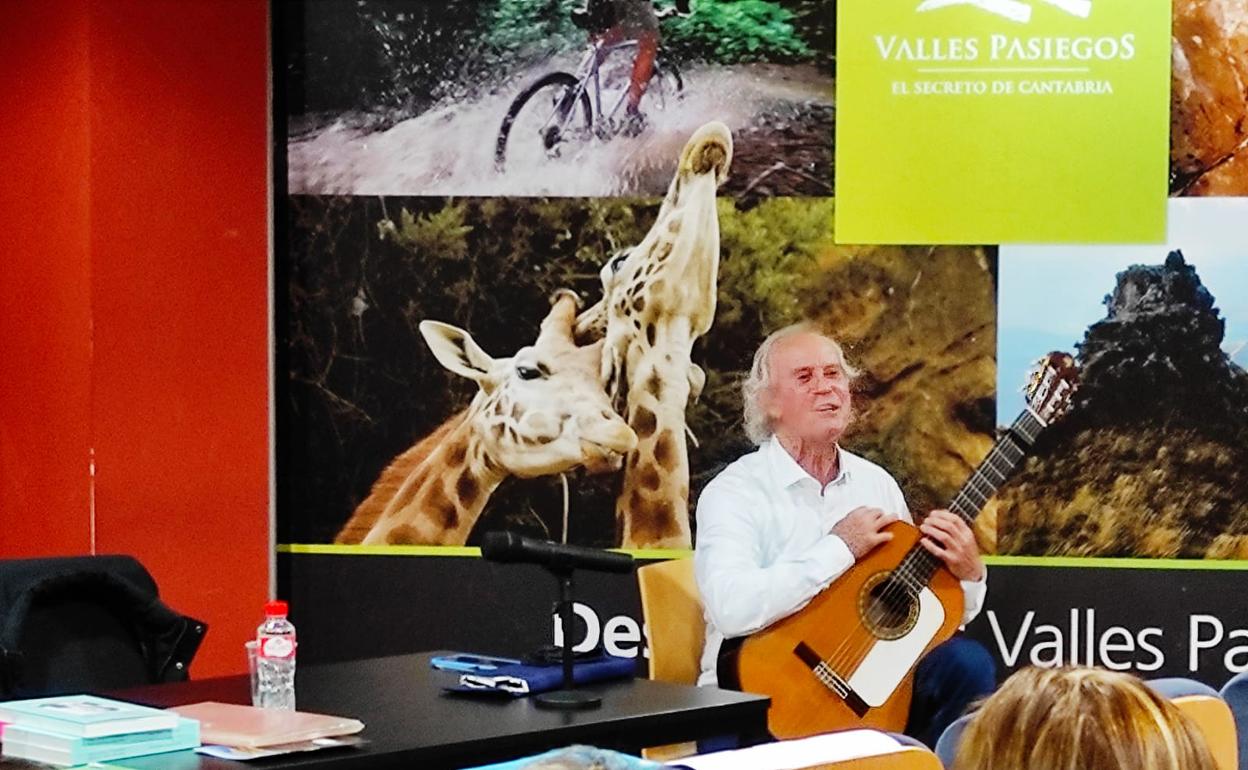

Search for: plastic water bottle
xmin=256 ymin=600 xmax=296 ymax=710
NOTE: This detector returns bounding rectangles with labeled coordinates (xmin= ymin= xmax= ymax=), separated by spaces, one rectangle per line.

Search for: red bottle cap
xmin=264 ymin=600 xmax=288 ymax=617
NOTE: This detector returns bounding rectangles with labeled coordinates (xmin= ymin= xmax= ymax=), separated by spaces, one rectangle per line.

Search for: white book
xmin=671 ymin=730 xmax=903 ymax=770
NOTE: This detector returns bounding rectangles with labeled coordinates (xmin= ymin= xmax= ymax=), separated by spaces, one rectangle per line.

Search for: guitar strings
xmin=826 ymin=435 xmax=1025 ymax=674
xmin=832 ymin=438 xmax=1016 ymax=648
xmin=819 ymin=411 xmax=1042 ymax=681
xmin=823 ymin=416 xmax=1039 ymax=678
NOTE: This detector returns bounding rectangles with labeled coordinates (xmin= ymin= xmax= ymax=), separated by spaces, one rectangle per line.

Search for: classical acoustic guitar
xmin=719 ymin=352 xmax=1080 ymax=739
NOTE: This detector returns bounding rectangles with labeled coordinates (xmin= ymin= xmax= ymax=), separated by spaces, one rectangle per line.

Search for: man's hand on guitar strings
xmin=919 ymin=509 xmax=986 ymax=582
xmin=830 ymin=506 xmax=895 ymax=559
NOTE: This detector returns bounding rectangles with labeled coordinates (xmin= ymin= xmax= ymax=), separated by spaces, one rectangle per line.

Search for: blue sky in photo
xmin=997 ymin=199 xmax=1248 ymax=423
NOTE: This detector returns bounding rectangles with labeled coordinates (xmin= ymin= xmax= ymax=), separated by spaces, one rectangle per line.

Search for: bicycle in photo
xmin=494 ymin=13 xmax=686 ymax=170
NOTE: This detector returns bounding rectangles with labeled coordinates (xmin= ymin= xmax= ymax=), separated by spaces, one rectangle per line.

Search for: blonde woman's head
xmin=953 ymin=666 xmax=1215 ymax=770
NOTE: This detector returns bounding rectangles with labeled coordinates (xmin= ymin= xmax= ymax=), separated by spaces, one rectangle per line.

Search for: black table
xmin=0 ymin=652 xmax=768 ymax=769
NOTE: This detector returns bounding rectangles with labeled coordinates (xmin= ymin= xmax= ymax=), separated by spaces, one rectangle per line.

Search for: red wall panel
xmin=0 ymin=0 xmax=94 ymax=557
xmin=88 ymin=0 xmax=270 ymax=678
xmin=0 ymin=0 xmax=270 ymax=679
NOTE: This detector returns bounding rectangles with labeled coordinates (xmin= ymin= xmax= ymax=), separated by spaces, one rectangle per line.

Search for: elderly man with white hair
xmin=694 ymin=323 xmax=993 ymax=748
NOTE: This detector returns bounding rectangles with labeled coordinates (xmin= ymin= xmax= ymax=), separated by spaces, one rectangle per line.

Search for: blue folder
xmin=444 ymin=654 xmax=637 ymax=696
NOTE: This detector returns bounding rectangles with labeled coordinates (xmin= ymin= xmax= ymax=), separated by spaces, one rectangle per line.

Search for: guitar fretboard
xmin=893 ymin=409 xmax=1047 ymax=593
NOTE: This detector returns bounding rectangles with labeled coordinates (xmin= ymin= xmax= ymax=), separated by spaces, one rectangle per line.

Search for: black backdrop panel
xmin=963 ymin=565 xmax=1248 ymax=684
xmin=280 ymin=554 xmax=1248 ymax=687
xmin=279 ymin=552 xmax=647 ymax=666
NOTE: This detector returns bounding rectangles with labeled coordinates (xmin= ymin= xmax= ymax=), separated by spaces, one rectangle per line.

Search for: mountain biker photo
xmin=282 ymin=0 xmax=835 ymax=197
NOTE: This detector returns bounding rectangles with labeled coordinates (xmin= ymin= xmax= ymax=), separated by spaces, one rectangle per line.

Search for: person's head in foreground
xmin=954 ymin=666 xmax=1215 ymax=770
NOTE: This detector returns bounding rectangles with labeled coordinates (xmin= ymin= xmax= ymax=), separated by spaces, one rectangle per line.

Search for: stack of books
xmin=0 ymin=694 xmax=199 ymax=767
xmin=171 ymin=702 xmax=365 ymax=760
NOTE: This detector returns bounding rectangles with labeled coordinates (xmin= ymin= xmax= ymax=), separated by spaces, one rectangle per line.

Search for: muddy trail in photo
xmin=287 ymin=62 xmax=833 ymax=198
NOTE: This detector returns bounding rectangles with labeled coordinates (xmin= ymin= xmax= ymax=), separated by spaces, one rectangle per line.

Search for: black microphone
xmin=481 ymin=532 xmax=635 ymax=574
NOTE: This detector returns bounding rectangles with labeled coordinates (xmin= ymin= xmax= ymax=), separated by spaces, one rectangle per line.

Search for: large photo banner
xmin=275 ymin=0 xmax=1248 ymax=693
xmin=281 ymin=190 xmax=995 ymax=549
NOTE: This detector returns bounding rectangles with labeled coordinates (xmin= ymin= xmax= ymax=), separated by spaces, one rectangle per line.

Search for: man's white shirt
xmin=694 ymin=435 xmax=988 ymax=686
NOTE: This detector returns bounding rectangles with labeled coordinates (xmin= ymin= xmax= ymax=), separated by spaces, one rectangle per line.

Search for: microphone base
xmin=534 ymin=689 xmax=603 ymax=710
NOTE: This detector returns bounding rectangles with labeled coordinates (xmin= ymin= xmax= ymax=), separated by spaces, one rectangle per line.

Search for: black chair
xmin=0 ymin=555 xmax=207 ymax=698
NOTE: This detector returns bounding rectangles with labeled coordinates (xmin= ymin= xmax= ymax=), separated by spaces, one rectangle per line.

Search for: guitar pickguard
xmin=846 ymin=586 xmax=945 ymax=707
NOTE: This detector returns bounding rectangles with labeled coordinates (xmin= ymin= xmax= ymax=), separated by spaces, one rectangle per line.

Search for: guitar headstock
xmin=1025 ymin=352 xmax=1079 ymax=426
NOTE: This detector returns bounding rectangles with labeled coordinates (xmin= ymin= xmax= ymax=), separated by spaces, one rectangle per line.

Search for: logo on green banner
xmin=835 ymin=0 xmax=1171 ymax=244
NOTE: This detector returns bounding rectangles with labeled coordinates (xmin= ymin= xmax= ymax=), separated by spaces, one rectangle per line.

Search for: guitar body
xmin=735 ymin=520 xmax=964 ymax=739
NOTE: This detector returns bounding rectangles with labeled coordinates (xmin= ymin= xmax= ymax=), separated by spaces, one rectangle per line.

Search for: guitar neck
xmin=895 ymin=408 xmax=1048 ymax=591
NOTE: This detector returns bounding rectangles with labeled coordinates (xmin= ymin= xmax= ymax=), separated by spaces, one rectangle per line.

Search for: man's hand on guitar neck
xmin=919 ymin=509 xmax=986 ymax=582
xmin=830 ymin=506 xmax=895 ymax=559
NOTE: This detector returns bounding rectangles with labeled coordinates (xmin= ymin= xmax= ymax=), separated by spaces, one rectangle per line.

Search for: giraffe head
xmin=419 ymin=291 xmax=637 ymax=478
xmin=576 ymin=121 xmax=733 ymax=401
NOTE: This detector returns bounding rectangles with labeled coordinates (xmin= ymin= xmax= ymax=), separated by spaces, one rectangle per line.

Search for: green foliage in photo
xmin=662 ymin=0 xmax=815 ymax=64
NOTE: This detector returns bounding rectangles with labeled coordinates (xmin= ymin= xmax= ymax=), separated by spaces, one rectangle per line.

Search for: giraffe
xmin=335 ymin=291 xmax=637 ymax=546
xmin=576 ymin=121 xmax=733 ymax=549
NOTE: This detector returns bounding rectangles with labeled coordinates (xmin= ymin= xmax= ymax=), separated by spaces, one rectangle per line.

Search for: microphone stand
xmin=479 ymin=530 xmax=635 ymax=710
xmin=535 ymin=565 xmax=602 ymax=710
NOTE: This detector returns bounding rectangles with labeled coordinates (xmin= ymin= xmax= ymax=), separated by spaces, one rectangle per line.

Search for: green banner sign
xmin=835 ymin=0 xmax=1172 ymax=244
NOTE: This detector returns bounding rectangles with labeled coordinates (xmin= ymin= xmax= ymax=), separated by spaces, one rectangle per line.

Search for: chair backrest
xmin=1171 ymin=695 xmax=1238 ymax=770
xmin=1219 ymin=671 xmax=1248 ymax=770
xmin=936 ymin=678 xmax=1238 ymax=770
xmin=17 ymin=593 xmax=153 ymax=695
xmin=1149 ymin=678 xmax=1237 ymax=770
xmin=0 ymin=555 xmax=207 ymax=698
xmin=636 ymin=558 xmax=703 ymax=684
xmin=934 ymin=712 xmax=970 ymax=768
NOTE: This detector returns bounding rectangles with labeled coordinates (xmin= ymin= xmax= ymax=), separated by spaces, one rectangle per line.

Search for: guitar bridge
xmin=794 ymin=642 xmax=870 ymax=717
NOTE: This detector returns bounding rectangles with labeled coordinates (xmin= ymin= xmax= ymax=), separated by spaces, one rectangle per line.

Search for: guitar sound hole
xmin=859 ymin=572 xmax=919 ymax=641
